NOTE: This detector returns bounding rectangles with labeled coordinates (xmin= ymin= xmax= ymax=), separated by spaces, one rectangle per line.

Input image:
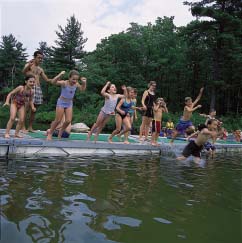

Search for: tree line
xmin=0 ymin=0 xmax=241 ymax=130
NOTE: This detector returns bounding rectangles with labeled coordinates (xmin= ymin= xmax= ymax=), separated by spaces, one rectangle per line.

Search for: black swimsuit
xmin=143 ymin=91 xmax=155 ymax=118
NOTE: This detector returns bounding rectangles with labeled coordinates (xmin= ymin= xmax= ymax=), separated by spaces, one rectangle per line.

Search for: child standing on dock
xmin=3 ymin=75 xmax=36 ymax=138
xmin=139 ymin=81 xmax=157 ymax=142
xmin=151 ymin=98 xmax=168 ymax=146
xmin=170 ymin=87 xmax=204 ymax=143
xmin=86 ymin=81 xmax=127 ymax=142
xmin=177 ymin=119 xmax=218 ymax=164
xmin=47 ymin=70 xmax=87 ymax=140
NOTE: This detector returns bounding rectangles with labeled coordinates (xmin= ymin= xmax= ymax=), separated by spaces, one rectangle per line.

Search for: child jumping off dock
xmin=47 ymin=70 xmax=87 ymax=140
xmin=108 ymin=87 xmax=135 ymax=144
xmin=86 ymin=81 xmax=126 ymax=142
xmin=170 ymin=87 xmax=204 ymax=143
xmin=177 ymin=119 xmax=218 ymax=164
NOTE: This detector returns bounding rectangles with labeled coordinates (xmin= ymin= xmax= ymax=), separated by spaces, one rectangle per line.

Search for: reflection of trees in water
xmin=85 ymin=156 xmax=161 ymax=234
xmin=1 ymin=158 xmax=68 ymax=242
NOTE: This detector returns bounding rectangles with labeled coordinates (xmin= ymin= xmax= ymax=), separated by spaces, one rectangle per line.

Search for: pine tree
xmin=0 ymin=34 xmax=27 ymax=87
xmin=52 ymin=15 xmax=87 ymax=71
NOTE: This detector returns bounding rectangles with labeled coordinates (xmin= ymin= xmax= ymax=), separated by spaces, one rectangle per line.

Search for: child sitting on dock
xmin=47 ymin=70 xmax=87 ymax=140
xmin=46 ymin=113 xmax=71 ymax=138
xmin=170 ymin=87 xmax=204 ymax=143
xmin=86 ymin=81 xmax=127 ymax=142
xmin=3 ymin=75 xmax=36 ymax=138
xmin=176 ymin=119 xmax=218 ymax=164
xmin=151 ymin=98 xmax=168 ymax=146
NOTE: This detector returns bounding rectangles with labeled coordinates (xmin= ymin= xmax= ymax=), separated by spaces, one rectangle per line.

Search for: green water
xmin=0 ymin=154 xmax=241 ymax=243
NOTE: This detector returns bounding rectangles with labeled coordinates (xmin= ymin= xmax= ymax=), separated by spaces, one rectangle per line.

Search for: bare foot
xmin=151 ymin=142 xmax=157 ymax=146
xmin=21 ymin=129 xmax=29 ymax=134
xmin=123 ymin=141 xmax=130 ymax=144
xmin=86 ymin=131 xmax=91 ymax=141
xmin=28 ymin=128 xmax=36 ymax=133
xmin=46 ymin=134 xmax=52 ymax=140
xmin=4 ymin=134 xmax=10 ymax=139
xmin=14 ymin=134 xmax=23 ymax=138
xmin=108 ymin=137 xmax=113 ymax=144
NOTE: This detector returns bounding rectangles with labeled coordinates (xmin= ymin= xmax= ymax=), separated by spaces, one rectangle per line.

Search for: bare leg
xmin=28 ymin=104 xmax=39 ymax=132
xmin=15 ymin=106 xmax=25 ymax=138
xmin=5 ymin=104 xmax=17 ymax=138
xmin=58 ymin=108 xmax=72 ymax=138
xmin=47 ymin=107 xmax=65 ymax=140
xmin=109 ymin=115 xmax=122 ymax=143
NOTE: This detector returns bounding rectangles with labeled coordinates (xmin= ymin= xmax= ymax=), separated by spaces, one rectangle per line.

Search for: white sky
xmin=0 ymin=0 xmax=196 ymax=58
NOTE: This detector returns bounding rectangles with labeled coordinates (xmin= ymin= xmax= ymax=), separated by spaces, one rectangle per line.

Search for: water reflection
xmin=0 ymin=154 xmax=241 ymax=243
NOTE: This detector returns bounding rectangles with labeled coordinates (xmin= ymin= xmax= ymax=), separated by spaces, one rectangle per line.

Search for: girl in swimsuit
xmin=87 ymin=81 xmax=127 ymax=142
xmin=47 ymin=70 xmax=87 ymax=140
xmin=3 ymin=75 xmax=36 ymax=138
xmin=108 ymin=87 xmax=135 ymax=144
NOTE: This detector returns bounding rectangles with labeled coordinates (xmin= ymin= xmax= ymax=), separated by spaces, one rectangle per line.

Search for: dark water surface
xmin=0 ymin=154 xmax=241 ymax=243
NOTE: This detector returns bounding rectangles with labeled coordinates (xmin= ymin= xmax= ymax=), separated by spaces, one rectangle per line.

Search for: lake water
xmin=0 ymin=153 xmax=241 ymax=243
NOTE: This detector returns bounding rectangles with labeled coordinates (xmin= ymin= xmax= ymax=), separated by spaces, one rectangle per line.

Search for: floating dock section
xmin=0 ymin=137 xmax=241 ymax=157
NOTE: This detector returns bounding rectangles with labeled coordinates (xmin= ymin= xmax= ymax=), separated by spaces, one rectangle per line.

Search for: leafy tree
xmin=184 ymin=0 xmax=242 ymax=114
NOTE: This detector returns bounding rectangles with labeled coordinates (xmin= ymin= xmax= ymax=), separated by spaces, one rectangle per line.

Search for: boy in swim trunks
xmin=151 ymin=98 xmax=168 ymax=146
xmin=170 ymin=87 xmax=204 ymax=143
xmin=177 ymin=119 xmax=218 ymax=164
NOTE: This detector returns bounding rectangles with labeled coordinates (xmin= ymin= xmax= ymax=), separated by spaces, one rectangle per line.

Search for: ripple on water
xmin=25 ymin=196 xmax=53 ymax=210
xmin=72 ymin=171 xmax=88 ymax=177
xmin=103 ymin=215 xmax=142 ymax=230
xmin=153 ymin=217 xmax=172 ymax=224
xmin=0 ymin=195 xmax=11 ymax=205
xmin=63 ymin=193 xmax=96 ymax=203
xmin=64 ymin=178 xmax=84 ymax=185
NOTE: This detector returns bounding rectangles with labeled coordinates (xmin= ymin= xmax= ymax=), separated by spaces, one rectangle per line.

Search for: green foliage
xmin=0 ymin=34 xmax=27 ymax=88
xmin=0 ymin=10 xmax=241 ymax=132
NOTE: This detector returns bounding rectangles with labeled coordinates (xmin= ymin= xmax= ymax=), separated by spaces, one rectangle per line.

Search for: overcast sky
xmin=0 ymin=0 xmax=196 ymax=58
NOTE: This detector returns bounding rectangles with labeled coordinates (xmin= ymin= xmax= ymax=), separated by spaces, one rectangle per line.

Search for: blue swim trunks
xmin=56 ymin=98 xmax=73 ymax=109
xmin=53 ymin=130 xmax=70 ymax=138
xmin=176 ymin=119 xmax=193 ymax=134
xmin=204 ymin=142 xmax=216 ymax=151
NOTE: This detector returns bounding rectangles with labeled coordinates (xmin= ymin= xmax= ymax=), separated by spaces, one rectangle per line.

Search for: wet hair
xmin=133 ymin=88 xmax=137 ymax=94
xmin=148 ymin=81 xmax=156 ymax=88
xmin=209 ymin=109 xmax=216 ymax=113
xmin=68 ymin=70 xmax=80 ymax=78
xmin=197 ymin=123 xmax=207 ymax=131
xmin=34 ymin=50 xmax=43 ymax=57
